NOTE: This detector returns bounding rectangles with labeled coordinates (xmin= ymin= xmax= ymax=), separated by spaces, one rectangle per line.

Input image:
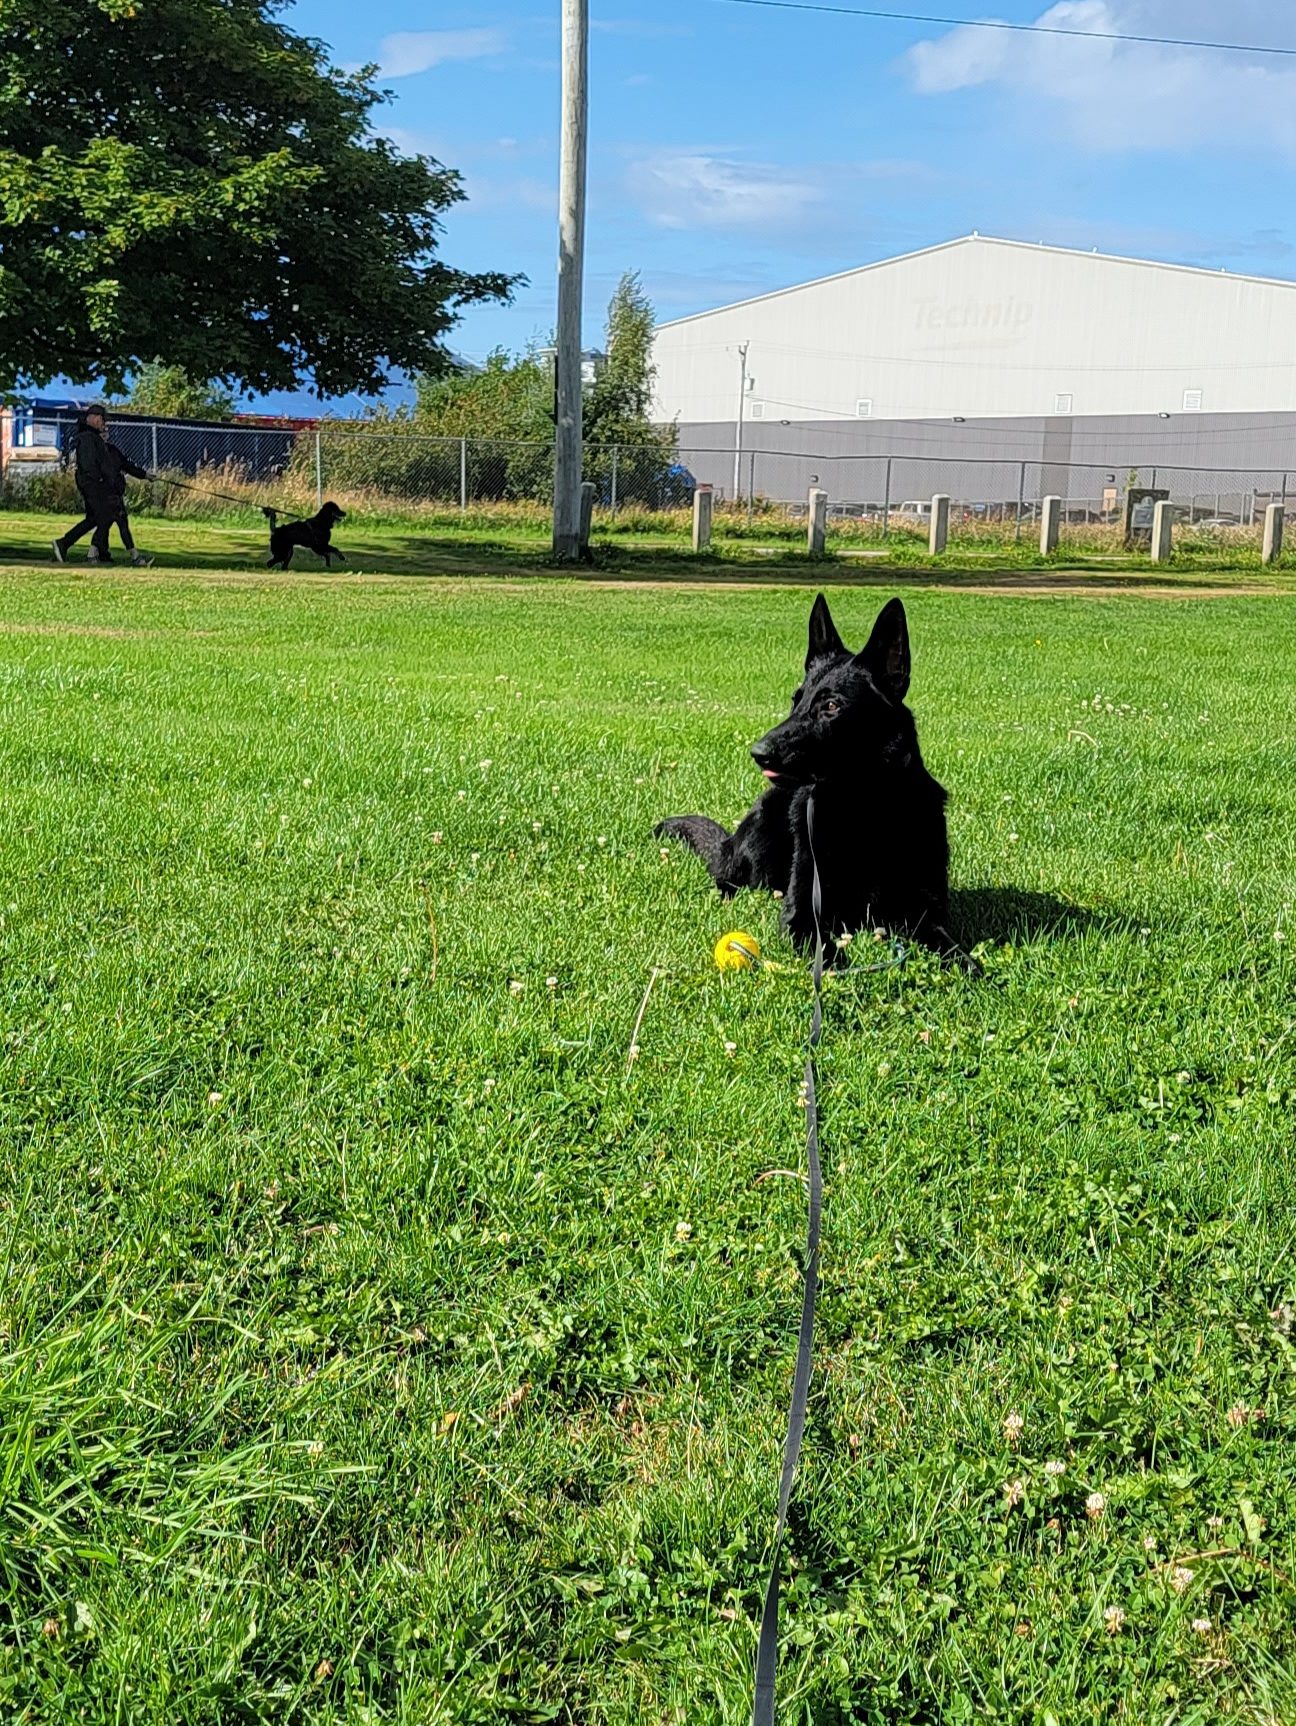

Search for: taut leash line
xmin=753 ymin=792 xmax=825 ymax=1726
xmin=153 ymin=474 xmax=307 ymax=522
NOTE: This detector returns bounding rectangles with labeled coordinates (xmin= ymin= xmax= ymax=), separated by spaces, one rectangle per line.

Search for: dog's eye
xmin=821 ymin=698 xmax=840 ymax=716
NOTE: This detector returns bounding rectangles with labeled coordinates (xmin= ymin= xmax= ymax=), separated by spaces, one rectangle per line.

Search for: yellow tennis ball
xmin=715 ymin=930 xmax=761 ymax=972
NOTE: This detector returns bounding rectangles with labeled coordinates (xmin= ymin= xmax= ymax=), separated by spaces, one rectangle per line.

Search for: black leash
xmin=753 ymin=792 xmax=826 ymax=1726
xmin=153 ymin=474 xmax=306 ymax=523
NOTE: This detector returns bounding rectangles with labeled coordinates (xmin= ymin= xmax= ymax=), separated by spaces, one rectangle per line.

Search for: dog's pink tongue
xmin=762 ymin=769 xmax=779 ymax=780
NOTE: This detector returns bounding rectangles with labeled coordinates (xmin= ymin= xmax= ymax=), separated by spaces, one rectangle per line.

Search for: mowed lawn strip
xmin=1 ymin=568 xmax=1294 ymax=1723
xmin=6 ymin=505 xmax=1296 ymax=587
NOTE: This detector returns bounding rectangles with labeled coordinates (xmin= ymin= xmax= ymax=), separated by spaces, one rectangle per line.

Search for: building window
xmin=855 ymin=398 xmax=873 ymax=418
xmin=1182 ymin=388 xmax=1203 ymax=411
xmin=749 ymin=401 xmax=765 ymax=419
xmin=1053 ymin=392 xmax=1074 ymax=415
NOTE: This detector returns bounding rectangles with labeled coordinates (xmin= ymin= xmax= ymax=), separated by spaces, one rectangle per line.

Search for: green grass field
xmin=2 ymin=561 xmax=1295 ymax=1724
xmin=6 ymin=505 xmax=1296 ymax=589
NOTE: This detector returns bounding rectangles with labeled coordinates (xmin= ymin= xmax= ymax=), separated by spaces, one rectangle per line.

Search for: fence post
xmin=609 ymin=446 xmax=619 ymax=516
xmin=314 ymin=431 xmax=323 ymax=508
xmin=460 ymin=438 xmax=468 ymax=511
xmin=1015 ymin=460 xmax=1026 ymax=542
xmin=1263 ymin=504 xmax=1285 ymax=565
xmin=579 ymin=480 xmax=595 ymax=554
xmin=747 ymin=449 xmax=756 ymax=527
xmin=929 ymin=494 xmax=950 ymax=555
xmin=1040 ymin=495 xmax=1061 ymax=555
xmin=882 ymin=455 xmax=892 ymax=539
xmin=150 ymin=421 xmax=159 ymax=476
xmin=692 ymin=484 xmax=713 ymax=553
xmin=1150 ymin=500 xmax=1174 ymax=562
xmin=807 ymin=487 xmax=828 ymax=555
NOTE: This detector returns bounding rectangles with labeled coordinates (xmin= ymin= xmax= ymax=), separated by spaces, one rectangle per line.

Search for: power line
xmin=713 ymin=0 xmax=1296 ymax=59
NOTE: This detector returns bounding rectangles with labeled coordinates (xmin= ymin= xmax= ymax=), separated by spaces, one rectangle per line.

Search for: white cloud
xmin=377 ymin=29 xmax=506 ymax=79
xmin=906 ymin=0 xmax=1296 ymax=156
xmin=627 ymin=152 xmax=825 ymax=231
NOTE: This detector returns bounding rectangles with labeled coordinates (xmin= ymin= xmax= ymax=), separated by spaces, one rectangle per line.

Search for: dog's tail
xmin=262 ymin=507 xmax=278 ymax=529
xmin=654 ymin=815 xmax=732 ymax=876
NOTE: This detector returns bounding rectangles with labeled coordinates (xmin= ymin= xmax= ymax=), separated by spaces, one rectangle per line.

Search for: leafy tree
xmin=583 ymin=273 xmax=677 ymax=507
xmin=412 ymin=350 xmax=554 ymax=441
xmin=0 ymin=0 xmax=517 ymax=398
xmin=114 ymin=363 xmax=236 ymax=422
xmin=585 ymin=271 xmax=659 ymax=440
xmin=326 ymin=277 xmax=681 ymax=507
xmin=411 ymin=274 xmax=670 ymax=451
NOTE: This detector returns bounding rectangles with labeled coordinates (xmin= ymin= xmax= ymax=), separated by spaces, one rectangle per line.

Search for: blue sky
xmin=248 ymin=2 xmax=1296 ymax=406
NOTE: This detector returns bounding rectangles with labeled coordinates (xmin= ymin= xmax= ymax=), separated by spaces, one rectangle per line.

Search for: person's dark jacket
xmin=73 ymin=425 xmax=148 ymax=498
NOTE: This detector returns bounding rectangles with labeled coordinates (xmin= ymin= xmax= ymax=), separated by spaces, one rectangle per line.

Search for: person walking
xmin=52 ymin=405 xmax=154 ymax=566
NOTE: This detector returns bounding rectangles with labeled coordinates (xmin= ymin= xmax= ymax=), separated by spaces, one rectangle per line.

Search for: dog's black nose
xmin=751 ymin=741 xmax=782 ymax=781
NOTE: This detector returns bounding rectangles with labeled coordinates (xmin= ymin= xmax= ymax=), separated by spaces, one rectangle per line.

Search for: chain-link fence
xmin=2 ymin=413 xmax=1290 ymax=547
xmin=677 ymin=446 xmax=1291 ymax=538
xmin=1 ymin=415 xmax=696 ymax=516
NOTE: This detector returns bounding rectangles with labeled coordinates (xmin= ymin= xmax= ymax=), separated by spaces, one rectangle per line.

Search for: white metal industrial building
xmin=651 ymin=235 xmax=1296 ymax=513
xmin=651 ymin=234 xmax=1296 ymax=426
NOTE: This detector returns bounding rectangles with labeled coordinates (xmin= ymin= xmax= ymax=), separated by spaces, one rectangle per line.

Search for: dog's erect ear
xmin=806 ymin=592 xmax=846 ymax=668
xmin=856 ymin=598 xmax=910 ymax=701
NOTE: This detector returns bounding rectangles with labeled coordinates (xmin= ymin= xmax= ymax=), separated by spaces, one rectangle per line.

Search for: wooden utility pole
xmin=552 ymin=0 xmax=588 ymax=560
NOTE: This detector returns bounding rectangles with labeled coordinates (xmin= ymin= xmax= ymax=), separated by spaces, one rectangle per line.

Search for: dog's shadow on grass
xmin=952 ymin=886 xmax=1103 ymax=947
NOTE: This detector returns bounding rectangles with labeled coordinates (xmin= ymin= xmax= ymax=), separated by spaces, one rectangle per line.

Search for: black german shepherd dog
xmin=655 ymin=594 xmax=958 ymax=956
xmin=263 ymin=501 xmax=347 ymax=570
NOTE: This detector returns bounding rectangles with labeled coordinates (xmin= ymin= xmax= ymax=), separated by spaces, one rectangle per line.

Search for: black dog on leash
xmin=264 ymin=501 xmax=347 ymax=570
xmin=656 ymin=594 xmax=958 ymax=956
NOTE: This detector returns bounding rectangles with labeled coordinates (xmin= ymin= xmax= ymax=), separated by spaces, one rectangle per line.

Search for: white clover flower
xmin=1003 ymin=1478 xmax=1025 ymax=1508
xmin=1192 ymin=1617 xmax=1211 ymax=1636
xmin=1169 ymin=1566 xmax=1194 ymax=1594
xmin=1103 ymin=1605 xmax=1125 ymax=1635
xmin=1086 ymin=1492 xmax=1106 ymax=1520
xmin=1044 ymin=1459 xmax=1066 ymax=1478
xmin=1003 ymin=1411 xmax=1024 ymax=1446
